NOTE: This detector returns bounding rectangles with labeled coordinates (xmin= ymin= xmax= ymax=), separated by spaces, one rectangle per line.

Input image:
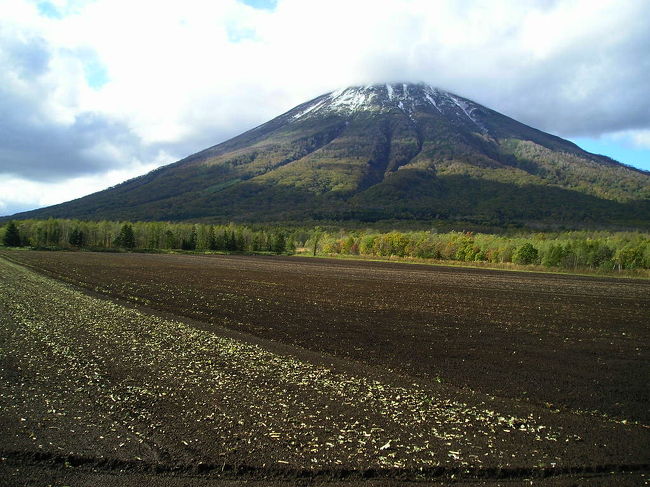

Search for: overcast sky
xmin=1 ymin=0 xmax=649 ymax=216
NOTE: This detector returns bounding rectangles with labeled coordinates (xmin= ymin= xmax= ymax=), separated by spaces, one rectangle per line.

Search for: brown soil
xmin=0 ymin=251 xmax=648 ymax=486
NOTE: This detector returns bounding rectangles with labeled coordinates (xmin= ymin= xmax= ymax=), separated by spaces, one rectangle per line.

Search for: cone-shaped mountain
xmin=10 ymin=83 xmax=650 ymax=228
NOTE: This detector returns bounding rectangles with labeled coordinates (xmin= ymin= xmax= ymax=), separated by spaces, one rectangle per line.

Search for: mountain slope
xmin=9 ymin=83 xmax=650 ymax=228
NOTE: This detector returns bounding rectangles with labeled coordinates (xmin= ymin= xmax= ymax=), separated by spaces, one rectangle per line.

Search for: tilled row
xmin=0 ymin=257 xmax=646 ymax=474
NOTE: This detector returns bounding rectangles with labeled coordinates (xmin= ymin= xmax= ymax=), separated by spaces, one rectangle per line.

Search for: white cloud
xmin=1 ymin=0 xmax=649 ymax=215
xmin=608 ymin=130 xmax=650 ymax=150
xmin=0 ymin=160 xmax=161 ymax=216
xmin=628 ymin=131 xmax=650 ymax=150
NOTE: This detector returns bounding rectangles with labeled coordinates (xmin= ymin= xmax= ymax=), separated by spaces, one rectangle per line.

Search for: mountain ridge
xmin=6 ymin=83 xmax=650 ymax=229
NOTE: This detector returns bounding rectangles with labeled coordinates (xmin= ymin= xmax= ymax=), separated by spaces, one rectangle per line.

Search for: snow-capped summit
xmin=291 ymin=83 xmax=487 ymax=132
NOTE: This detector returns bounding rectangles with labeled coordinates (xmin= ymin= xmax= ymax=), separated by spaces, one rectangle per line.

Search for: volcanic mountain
xmin=10 ymin=83 xmax=650 ymax=228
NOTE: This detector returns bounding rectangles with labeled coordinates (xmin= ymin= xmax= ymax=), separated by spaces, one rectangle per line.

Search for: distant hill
xmin=8 ymin=83 xmax=650 ymax=228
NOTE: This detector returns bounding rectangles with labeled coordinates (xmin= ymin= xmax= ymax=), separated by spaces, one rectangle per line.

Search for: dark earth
xmin=0 ymin=250 xmax=648 ymax=486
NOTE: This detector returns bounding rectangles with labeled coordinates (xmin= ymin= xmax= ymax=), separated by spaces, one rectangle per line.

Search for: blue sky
xmin=36 ymin=1 xmax=62 ymax=18
xmin=569 ymin=138 xmax=650 ymax=171
xmin=239 ymin=0 xmax=277 ymax=10
xmin=1 ymin=0 xmax=649 ymax=216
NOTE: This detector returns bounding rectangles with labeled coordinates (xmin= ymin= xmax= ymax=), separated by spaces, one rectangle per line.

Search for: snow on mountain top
xmin=329 ymin=86 xmax=373 ymax=110
xmin=385 ymin=83 xmax=394 ymax=100
xmin=291 ymin=83 xmax=486 ymax=132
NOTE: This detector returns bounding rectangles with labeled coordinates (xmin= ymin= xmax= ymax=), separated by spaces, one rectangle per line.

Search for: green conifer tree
xmin=115 ymin=223 xmax=136 ymax=248
xmin=2 ymin=221 xmax=21 ymax=247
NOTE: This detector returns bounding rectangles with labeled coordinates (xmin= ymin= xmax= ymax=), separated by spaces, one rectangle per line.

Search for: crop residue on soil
xmin=0 ymin=252 xmax=648 ymax=484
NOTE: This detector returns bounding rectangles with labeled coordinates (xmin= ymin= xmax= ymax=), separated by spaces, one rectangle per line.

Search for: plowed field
xmin=1 ymin=251 xmax=648 ymax=485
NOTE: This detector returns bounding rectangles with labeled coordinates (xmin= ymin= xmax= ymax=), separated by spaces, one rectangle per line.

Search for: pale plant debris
xmin=0 ymin=256 xmax=646 ymax=473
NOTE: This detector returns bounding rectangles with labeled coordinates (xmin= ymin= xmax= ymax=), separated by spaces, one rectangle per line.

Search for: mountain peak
xmin=291 ymin=82 xmax=486 ymax=132
xmin=7 ymin=82 xmax=649 ymax=228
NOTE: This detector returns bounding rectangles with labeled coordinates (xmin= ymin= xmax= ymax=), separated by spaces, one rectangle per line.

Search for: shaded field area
xmin=0 ymin=251 xmax=649 ymax=485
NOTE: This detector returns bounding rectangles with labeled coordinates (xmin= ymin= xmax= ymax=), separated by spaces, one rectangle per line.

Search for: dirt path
xmin=0 ymin=254 xmax=648 ymax=485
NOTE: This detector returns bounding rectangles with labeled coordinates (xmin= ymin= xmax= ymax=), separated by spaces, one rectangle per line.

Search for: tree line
xmin=317 ymin=229 xmax=649 ymax=271
xmin=0 ymin=219 xmax=295 ymax=254
xmin=1 ymin=218 xmax=649 ymax=271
